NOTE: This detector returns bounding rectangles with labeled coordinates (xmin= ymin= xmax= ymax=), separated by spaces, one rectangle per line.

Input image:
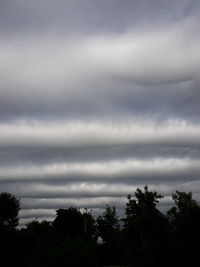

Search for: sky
xmin=0 ymin=0 xmax=200 ymax=227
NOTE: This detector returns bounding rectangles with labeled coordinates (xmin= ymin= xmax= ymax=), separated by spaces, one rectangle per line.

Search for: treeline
xmin=1 ymin=186 xmax=200 ymax=267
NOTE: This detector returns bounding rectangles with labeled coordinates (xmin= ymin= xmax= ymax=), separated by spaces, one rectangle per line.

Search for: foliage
xmin=167 ymin=191 xmax=200 ymax=266
xmin=1 ymin=187 xmax=200 ymax=267
xmin=124 ymin=186 xmax=170 ymax=266
xmin=96 ymin=205 xmax=122 ymax=265
xmin=167 ymin=190 xmax=200 ymax=238
xmin=53 ymin=207 xmax=84 ymax=237
xmin=168 ymin=191 xmax=199 ymax=219
xmin=125 ymin=185 xmax=163 ymax=220
xmin=124 ymin=186 xmax=165 ymax=238
xmin=82 ymin=208 xmax=97 ymax=240
xmin=0 ymin=192 xmax=20 ymax=230
xmin=96 ymin=205 xmax=120 ymax=244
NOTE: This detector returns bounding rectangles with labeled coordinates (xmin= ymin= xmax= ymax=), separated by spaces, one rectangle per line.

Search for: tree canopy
xmin=96 ymin=205 xmax=120 ymax=244
xmin=1 ymin=187 xmax=200 ymax=267
xmin=0 ymin=192 xmax=20 ymax=231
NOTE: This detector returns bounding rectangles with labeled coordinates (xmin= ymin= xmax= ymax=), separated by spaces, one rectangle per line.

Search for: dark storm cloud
xmin=0 ymin=0 xmax=200 ymax=224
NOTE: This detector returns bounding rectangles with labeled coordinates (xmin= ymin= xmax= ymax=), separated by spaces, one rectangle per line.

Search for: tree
xmin=96 ymin=205 xmax=121 ymax=265
xmin=82 ymin=209 xmax=97 ymax=241
xmin=167 ymin=191 xmax=200 ymax=266
xmin=125 ymin=185 xmax=163 ymax=221
xmin=0 ymin=192 xmax=20 ymax=231
xmin=123 ymin=186 xmax=169 ymax=266
xmin=124 ymin=186 xmax=164 ymax=241
xmin=52 ymin=207 xmax=98 ymax=267
xmin=96 ymin=205 xmax=120 ymax=244
xmin=168 ymin=191 xmax=199 ymax=220
xmin=0 ymin=193 xmax=21 ymax=267
xmin=167 ymin=191 xmax=200 ymax=238
xmin=53 ymin=207 xmax=97 ymax=240
xmin=26 ymin=220 xmax=55 ymax=239
xmin=53 ymin=207 xmax=84 ymax=237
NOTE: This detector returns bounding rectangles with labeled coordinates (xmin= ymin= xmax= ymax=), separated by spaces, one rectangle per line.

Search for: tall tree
xmin=0 ymin=192 xmax=21 ymax=267
xmin=82 ymin=209 xmax=97 ymax=241
xmin=96 ymin=205 xmax=120 ymax=244
xmin=124 ymin=186 xmax=164 ymax=241
xmin=124 ymin=186 xmax=169 ymax=266
xmin=167 ymin=191 xmax=200 ymax=266
xmin=0 ymin=192 xmax=20 ymax=231
xmin=53 ymin=207 xmax=84 ymax=237
xmin=96 ymin=205 xmax=121 ymax=266
xmin=168 ymin=191 xmax=199 ymax=220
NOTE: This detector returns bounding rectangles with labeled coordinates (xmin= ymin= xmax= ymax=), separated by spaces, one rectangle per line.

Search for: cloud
xmin=3 ymin=180 xmax=200 ymax=199
xmin=19 ymin=209 xmax=56 ymax=219
xmin=0 ymin=120 xmax=200 ymax=148
xmin=1 ymin=0 xmax=200 ymax=225
xmin=0 ymin=15 xmax=200 ymax=121
xmin=0 ymin=0 xmax=196 ymax=37
xmin=16 ymin=179 xmax=200 ymax=225
xmin=1 ymin=157 xmax=200 ymax=183
xmin=20 ymin=196 xmax=126 ymax=210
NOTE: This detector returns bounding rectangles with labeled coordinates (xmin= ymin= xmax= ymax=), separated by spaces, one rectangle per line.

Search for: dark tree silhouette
xmin=0 ymin=192 xmax=21 ymax=267
xmin=82 ymin=208 xmax=97 ymax=241
xmin=52 ymin=207 xmax=98 ymax=267
xmin=26 ymin=220 xmax=55 ymax=239
xmin=124 ymin=186 xmax=164 ymax=239
xmin=97 ymin=205 xmax=120 ymax=244
xmin=168 ymin=191 xmax=199 ymax=220
xmin=167 ymin=191 xmax=200 ymax=266
xmin=53 ymin=207 xmax=85 ymax=237
xmin=0 ymin=192 xmax=20 ymax=231
xmin=124 ymin=186 xmax=170 ymax=266
xmin=96 ymin=205 xmax=122 ymax=266
xmin=1 ymin=188 xmax=200 ymax=267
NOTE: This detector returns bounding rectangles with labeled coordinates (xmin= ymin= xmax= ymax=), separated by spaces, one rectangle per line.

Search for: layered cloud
xmin=0 ymin=120 xmax=200 ymax=148
xmin=0 ymin=14 xmax=200 ymax=120
xmin=1 ymin=157 xmax=200 ymax=183
xmin=0 ymin=0 xmax=200 ymax=226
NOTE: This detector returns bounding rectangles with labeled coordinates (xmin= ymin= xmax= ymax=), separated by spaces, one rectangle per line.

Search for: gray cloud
xmin=3 ymin=180 xmax=200 ymax=199
xmin=0 ymin=16 xmax=200 ymax=121
xmin=0 ymin=0 xmax=200 ymax=224
xmin=0 ymin=0 xmax=196 ymax=37
xmin=1 ymin=145 xmax=200 ymax=168
xmin=0 ymin=121 xmax=200 ymax=148
xmin=1 ymin=157 xmax=200 ymax=184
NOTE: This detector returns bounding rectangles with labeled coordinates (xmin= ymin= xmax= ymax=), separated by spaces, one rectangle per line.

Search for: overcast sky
xmin=0 ymin=0 xmax=200 ymax=226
